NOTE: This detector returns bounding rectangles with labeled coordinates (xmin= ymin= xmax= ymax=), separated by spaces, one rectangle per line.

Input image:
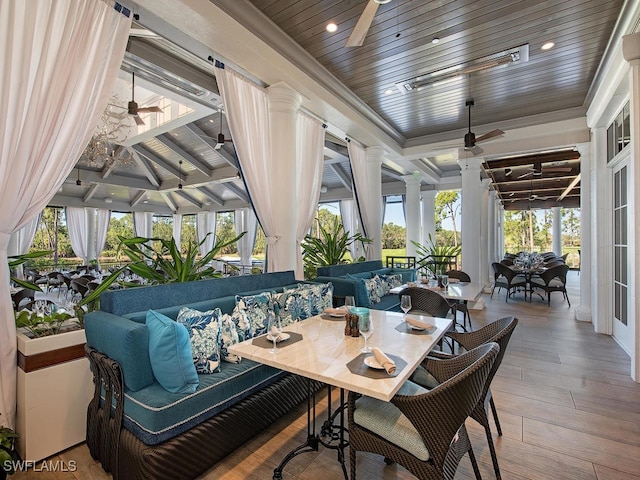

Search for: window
xmin=607 ymin=101 xmax=631 ymax=163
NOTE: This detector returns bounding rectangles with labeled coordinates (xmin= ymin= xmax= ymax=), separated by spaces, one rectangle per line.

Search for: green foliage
xmin=412 ymin=234 xmax=462 ymax=277
xmin=381 ymin=222 xmax=406 ymax=249
xmin=8 ymin=250 xmax=51 ymax=291
xmin=435 ymin=191 xmax=460 ymax=245
xmin=15 ymin=309 xmax=74 ymax=338
xmin=0 ymin=412 xmax=18 ymax=475
xmin=302 ymin=216 xmax=371 ymax=280
xmin=215 ymin=212 xmax=239 ymax=255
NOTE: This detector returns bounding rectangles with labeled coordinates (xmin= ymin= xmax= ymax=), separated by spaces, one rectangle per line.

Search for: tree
xmin=435 ymin=191 xmax=460 ymax=246
xmin=215 ymin=212 xmax=238 ymax=255
xmin=381 ymin=222 xmax=405 ymax=249
xmin=562 ymin=208 xmax=580 ymax=247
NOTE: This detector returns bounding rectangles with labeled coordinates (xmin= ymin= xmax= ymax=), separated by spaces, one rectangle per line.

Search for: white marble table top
xmin=390 ymin=282 xmax=485 ymax=303
xmin=228 ymin=310 xmax=451 ymax=402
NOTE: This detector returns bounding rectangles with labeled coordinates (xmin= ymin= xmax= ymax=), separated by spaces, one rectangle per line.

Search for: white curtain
xmin=347 ymin=141 xmax=379 ymax=260
xmin=0 ymin=0 xmax=130 ymax=427
xmin=295 ymin=113 xmax=325 ymax=279
xmin=67 ymin=207 xmax=90 ymax=265
xmin=197 ymin=211 xmax=217 ymax=257
xmin=340 ymin=199 xmax=364 ymax=261
xmin=133 ymin=212 xmax=153 ymax=238
xmin=8 ymin=214 xmax=40 ymax=280
xmin=95 ymin=209 xmax=111 ymax=263
xmin=214 ymin=64 xmax=281 ymax=271
xmin=172 ymin=213 xmax=182 ymax=253
xmin=235 ymin=208 xmax=258 ymax=269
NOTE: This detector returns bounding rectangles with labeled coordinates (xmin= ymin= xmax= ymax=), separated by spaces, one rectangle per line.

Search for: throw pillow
xmin=285 ymin=282 xmax=333 ymax=316
xmin=146 ymin=310 xmax=199 ymax=394
xmin=233 ymin=291 xmax=274 ymax=337
xmin=217 ymin=311 xmax=242 ymax=363
xmin=379 ymin=273 xmax=403 ymax=293
xmin=176 ymin=307 xmax=221 ymax=374
xmin=271 ymin=289 xmax=300 ymax=327
xmin=362 ymin=276 xmax=381 ymax=304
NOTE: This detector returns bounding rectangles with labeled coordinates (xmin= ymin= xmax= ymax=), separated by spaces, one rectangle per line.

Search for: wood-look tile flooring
xmin=13 ymin=272 xmax=640 ymax=479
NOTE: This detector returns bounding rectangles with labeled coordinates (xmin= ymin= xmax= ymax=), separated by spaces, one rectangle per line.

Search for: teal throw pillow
xmin=285 ymin=282 xmax=333 ymax=317
xmin=216 ymin=310 xmax=242 ymax=364
xmin=363 ymin=277 xmax=381 ymax=304
xmin=176 ymin=307 xmax=221 ymax=374
xmin=146 ymin=310 xmax=199 ymax=394
xmin=234 ymin=291 xmax=273 ymax=337
xmin=379 ymin=273 xmax=403 ymax=292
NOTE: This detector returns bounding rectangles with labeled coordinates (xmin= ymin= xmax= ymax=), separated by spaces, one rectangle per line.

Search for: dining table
xmin=510 ymin=265 xmax=546 ymax=301
xmin=229 ymin=309 xmax=452 ymax=480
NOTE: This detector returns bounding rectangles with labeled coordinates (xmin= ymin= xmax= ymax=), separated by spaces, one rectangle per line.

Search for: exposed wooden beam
xmin=183 ymin=123 xmax=239 ymax=169
xmin=381 ymin=165 xmax=405 ymax=182
xmin=195 ymin=186 xmax=224 ymax=206
xmin=221 ymin=182 xmax=249 ymax=203
xmin=66 ymin=169 xmax=157 ymax=191
xmin=484 ymin=150 xmax=580 ymax=170
xmin=160 ymin=192 xmax=178 ymax=212
xmin=83 ymin=183 xmax=99 ymax=203
xmin=160 ymin=165 xmax=237 ymax=190
xmin=100 ymin=146 xmax=127 ymax=179
xmin=130 ymin=190 xmax=147 ymax=207
xmin=129 ymin=148 xmax=160 ymax=187
xmin=558 ymin=173 xmax=581 ymax=201
xmin=156 ymin=133 xmax=214 ymax=176
xmin=174 ymin=189 xmax=204 ymax=209
xmin=132 ymin=145 xmax=183 ymax=178
xmin=330 ymin=163 xmax=352 ymax=191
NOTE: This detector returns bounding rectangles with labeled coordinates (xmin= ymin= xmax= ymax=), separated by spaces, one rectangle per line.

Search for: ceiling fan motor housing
xmin=464 ymin=131 xmax=476 ymax=148
xmin=128 ymin=100 xmax=138 ymax=115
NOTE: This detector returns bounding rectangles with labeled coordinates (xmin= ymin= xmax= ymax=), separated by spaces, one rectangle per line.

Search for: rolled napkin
xmin=268 ymin=326 xmax=282 ymax=341
xmin=372 ymin=347 xmax=396 ymax=375
xmin=405 ymin=317 xmax=436 ymax=331
xmin=324 ymin=307 xmax=348 ymax=316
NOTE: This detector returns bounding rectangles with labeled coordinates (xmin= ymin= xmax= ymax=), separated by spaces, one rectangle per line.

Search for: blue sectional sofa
xmin=314 ymin=260 xmax=416 ymax=311
xmin=83 ymin=271 xmax=327 ymax=480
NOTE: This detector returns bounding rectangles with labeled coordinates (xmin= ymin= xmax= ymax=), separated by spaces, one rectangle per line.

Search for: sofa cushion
xmin=85 ymin=311 xmax=154 ymax=391
xmin=379 ymin=273 xmax=403 ymax=291
xmin=371 ymin=267 xmax=416 ymax=283
xmin=233 ymin=291 xmax=274 ymax=338
xmin=216 ymin=310 xmax=242 ymax=363
xmin=284 ymin=282 xmax=333 ymax=317
xmin=146 ymin=310 xmax=199 ymax=394
xmin=176 ymin=307 xmax=221 ymax=374
xmin=362 ymin=276 xmax=382 ymax=304
xmin=121 ymin=361 xmax=288 ymax=445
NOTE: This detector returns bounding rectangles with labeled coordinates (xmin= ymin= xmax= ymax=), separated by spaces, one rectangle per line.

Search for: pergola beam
xmin=133 ymin=145 xmax=183 ymax=178
xmin=195 ymin=186 xmax=224 ymax=206
xmin=83 ymin=183 xmax=99 ymax=203
xmin=156 ymin=133 xmax=214 ymax=176
xmin=330 ymin=163 xmax=352 ymax=191
xmin=129 ymin=148 xmax=160 ymax=187
xmin=130 ymin=190 xmax=147 ymax=207
xmin=160 ymin=192 xmax=178 ymax=212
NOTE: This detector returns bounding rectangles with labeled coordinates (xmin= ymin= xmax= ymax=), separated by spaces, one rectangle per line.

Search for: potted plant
xmin=0 ymin=415 xmax=18 ymax=479
xmin=412 ymin=234 xmax=462 ymax=279
xmin=301 ymin=216 xmax=371 ymax=280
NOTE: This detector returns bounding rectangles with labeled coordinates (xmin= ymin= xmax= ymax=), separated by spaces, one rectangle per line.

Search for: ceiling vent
xmin=396 ymin=44 xmax=529 ymax=93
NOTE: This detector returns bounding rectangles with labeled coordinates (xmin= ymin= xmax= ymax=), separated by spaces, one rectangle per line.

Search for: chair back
xmin=398 ymin=286 xmax=452 ymax=318
xmin=12 ymin=289 xmax=35 ymax=310
xmin=492 ymin=262 xmax=516 ymax=281
xmin=444 ymin=270 xmax=471 ymax=283
xmin=392 ymin=343 xmax=499 ymax=471
xmin=540 ymin=263 xmax=569 ymax=285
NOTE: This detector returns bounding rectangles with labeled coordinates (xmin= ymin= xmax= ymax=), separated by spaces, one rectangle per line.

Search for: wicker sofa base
xmin=86 ymin=347 xmax=319 ymax=480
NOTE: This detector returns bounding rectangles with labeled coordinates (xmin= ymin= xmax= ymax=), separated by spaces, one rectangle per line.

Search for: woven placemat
xmin=346 ymin=352 xmax=407 ymax=379
xmin=251 ymin=331 xmax=303 ymax=349
xmin=394 ymin=322 xmax=437 ymax=335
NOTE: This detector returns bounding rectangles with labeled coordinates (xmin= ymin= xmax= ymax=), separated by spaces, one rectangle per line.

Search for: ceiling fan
xmin=346 ymin=0 xmax=391 ymax=47
xmin=214 ymin=110 xmax=233 ymax=150
xmin=127 ymin=72 xmax=163 ymax=126
xmin=517 ymin=162 xmax=572 ymax=179
xmin=463 ymin=100 xmax=504 ymax=155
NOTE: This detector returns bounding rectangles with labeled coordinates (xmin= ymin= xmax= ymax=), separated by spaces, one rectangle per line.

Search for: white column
xmin=403 ymin=173 xmax=421 ymax=258
xmin=267 ymin=82 xmax=302 ymax=272
xmin=365 ymin=146 xmax=383 ymax=260
xmin=86 ymin=208 xmax=96 ymax=264
xmin=487 ymin=190 xmax=497 ymax=285
xmin=552 ymin=207 xmax=562 ymax=255
xmin=497 ymin=203 xmax=505 ymax=259
xmin=458 ymin=156 xmax=484 ymax=287
xmin=421 ymin=189 xmax=437 ymax=247
xmin=480 ymin=179 xmax=491 ymax=290
xmin=576 ymin=143 xmax=592 ymax=323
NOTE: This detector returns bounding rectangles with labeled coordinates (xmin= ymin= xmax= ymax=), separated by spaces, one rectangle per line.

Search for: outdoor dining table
xmin=510 ymin=265 xmax=546 ymax=301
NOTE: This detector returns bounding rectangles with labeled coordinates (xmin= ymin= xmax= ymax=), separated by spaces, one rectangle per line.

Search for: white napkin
xmin=372 ymin=347 xmax=396 ymax=375
xmin=268 ymin=326 xmax=282 ymax=342
xmin=405 ymin=317 xmax=435 ymax=331
xmin=323 ymin=307 xmax=347 ymax=316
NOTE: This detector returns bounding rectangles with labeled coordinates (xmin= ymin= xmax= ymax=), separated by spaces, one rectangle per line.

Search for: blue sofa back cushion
xmin=146 ymin=310 xmax=199 ymax=394
xmin=85 ymin=311 xmax=154 ymax=391
xmin=316 ymin=260 xmax=383 ymax=278
xmin=100 ymin=271 xmax=298 ymax=316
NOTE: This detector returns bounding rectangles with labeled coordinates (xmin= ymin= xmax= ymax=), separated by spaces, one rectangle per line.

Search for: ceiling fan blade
xmin=345 ymin=1 xmax=379 ymax=47
xmin=475 ymin=129 xmax=505 ymax=143
xmin=137 ymin=106 xmax=163 ymax=113
xmin=517 ymin=171 xmax=533 ymax=179
xmin=544 ymin=167 xmax=572 ymax=173
xmin=465 ymin=145 xmax=483 ymax=156
xmin=133 ymin=115 xmax=145 ymax=126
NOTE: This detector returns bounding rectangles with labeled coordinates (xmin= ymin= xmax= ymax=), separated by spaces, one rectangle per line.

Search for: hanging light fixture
xmin=76 ymin=167 xmax=82 ymax=186
xmin=178 ymin=160 xmax=183 ymax=189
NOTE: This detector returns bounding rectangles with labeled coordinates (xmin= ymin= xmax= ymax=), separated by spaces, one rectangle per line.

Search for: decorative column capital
xmin=402 ymin=171 xmax=421 ymax=186
xmin=575 ymin=142 xmax=590 ymax=160
xmin=457 ymin=156 xmax=484 ymax=171
xmin=623 ymin=32 xmax=640 ymax=62
xmin=421 ymin=189 xmax=438 ymax=200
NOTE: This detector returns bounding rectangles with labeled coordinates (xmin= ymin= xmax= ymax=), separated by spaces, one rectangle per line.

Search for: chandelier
xmin=78 ymin=98 xmax=136 ymax=169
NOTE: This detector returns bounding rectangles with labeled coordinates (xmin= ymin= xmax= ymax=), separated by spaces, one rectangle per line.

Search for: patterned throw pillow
xmin=285 ymin=282 xmax=333 ymax=317
xmin=233 ymin=291 xmax=273 ymax=337
xmin=272 ymin=290 xmax=303 ymax=327
xmin=362 ymin=277 xmax=381 ymax=304
xmin=216 ymin=311 xmax=242 ymax=363
xmin=379 ymin=273 xmax=403 ymax=292
xmin=176 ymin=307 xmax=221 ymax=375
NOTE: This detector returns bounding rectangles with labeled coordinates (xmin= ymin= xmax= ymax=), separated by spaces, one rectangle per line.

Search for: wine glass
xmin=358 ymin=312 xmax=373 ymax=353
xmin=441 ymin=275 xmax=449 ymax=290
xmin=266 ymin=312 xmax=282 ymax=354
xmin=344 ymin=296 xmax=355 ymax=312
xmin=400 ymin=295 xmax=412 ymax=320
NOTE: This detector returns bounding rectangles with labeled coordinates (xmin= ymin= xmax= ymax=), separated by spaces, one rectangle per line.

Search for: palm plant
xmin=301 ymin=216 xmax=370 ymax=279
xmin=412 ymin=234 xmax=462 ymax=278
xmin=8 ymin=250 xmax=51 ymax=291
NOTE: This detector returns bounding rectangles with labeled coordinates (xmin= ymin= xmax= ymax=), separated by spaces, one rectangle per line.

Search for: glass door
xmin=613 ymin=164 xmax=631 ymax=352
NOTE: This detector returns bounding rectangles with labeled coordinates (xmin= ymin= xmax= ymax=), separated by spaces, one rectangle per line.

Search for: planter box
xmin=15 ymin=326 xmax=92 ymax=462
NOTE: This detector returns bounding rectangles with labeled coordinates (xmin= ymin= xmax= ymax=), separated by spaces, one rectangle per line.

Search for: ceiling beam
xmin=160 ymin=165 xmax=238 ymax=190
xmin=221 ymin=182 xmax=249 ymax=203
xmin=484 ymin=150 xmax=580 ymax=170
xmin=330 ymin=163 xmax=352 ymax=191
xmin=410 ymin=158 xmax=441 ymax=184
xmin=130 ymin=190 xmax=147 ymax=207
xmin=101 ymin=146 xmax=127 ymax=179
xmin=195 ymin=186 xmax=224 ymax=206
xmin=160 ymin=192 xmax=178 ymax=212
xmin=132 ymin=145 xmax=183 ymax=178
xmin=65 ymin=168 xmax=158 ymax=190
xmin=381 ymin=165 xmax=405 ymax=182
xmin=174 ymin=189 xmax=204 ymax=209
xmin=83 ymin=183 xmax=100 ymax=203
xmin=558 ymin=173 xmax=582 ymax=201
xmin=156 ymin=133 xmax=214 ymax=176
xmin=183 ymin=123 xmax=239 ymax=169
xmin=129 ymin=148 xmax=160 ymax=187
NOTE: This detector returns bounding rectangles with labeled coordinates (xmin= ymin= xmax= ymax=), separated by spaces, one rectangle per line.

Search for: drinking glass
xmin=357 ymin=310 xmax=373 ymax=353
xmin=441 ymin=275 xmax=449 ymax=289
xmin=400 ymin=295 xmax=412 ymax=320
xmin=266 ymin=312 xmax=282 ymax=354
xmin=344 ymin=296 xmax=355 ymax=312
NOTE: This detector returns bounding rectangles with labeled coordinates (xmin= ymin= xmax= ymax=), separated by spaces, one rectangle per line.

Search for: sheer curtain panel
xmin=173 ymin=213 xmax=182 ymax=252
xmin=340 ymin=199 xmax=363 ymax=261
xmin=66 ymin=207 xmax=90 ymax=265
xmin=348 ymin=141 xmax=379 ymax=260
xmin=95 ymin=209 xmax=111 ymax=264
xmin=133 ymin=212 xmax=153 ymax=238
xmin=214 ymin=64 xmax=281 ymax=271
xmin=8 ymin=214 xmax=40 ymax=280
xmin=235 ymin=208 xmax=258 ymax=270
xmin=295 ymin=114 xmax=325 ymax=279
xmin=0 ymin=0 xmax=130 ymax=427
xmin=197 ymin=211 xmax=217 ymax=258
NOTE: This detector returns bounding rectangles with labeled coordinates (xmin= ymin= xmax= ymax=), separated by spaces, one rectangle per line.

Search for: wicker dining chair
xmin=491 ymin=262 xmax=526 ymax=302
xmin=11 ymin=288 xmax=35 ymax=310
xmin=348 ymin=343 xmax=499 ymax=480
xmin=398 ymin=286 xmax=453 ymax=319
xmin=529 ymin=263 xmax=570 ymax=306
xmin=413 ymin=316 xmax=519 ymax=480
xmin=444 ymin=270 xmax=473 ymax=330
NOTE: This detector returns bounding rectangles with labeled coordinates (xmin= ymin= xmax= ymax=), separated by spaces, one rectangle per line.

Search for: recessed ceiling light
xmin=432 ymin=37 xmax=440 ymax=44
xmin=143 ymin=200 xmax=148 ymax=204
xmin=326 ymin=23 xmax=337 ymax=33
xmin=541 ymin=42 xmax=554 ymax=50
xmin=384 ymin=88 xmax=395 ymax=95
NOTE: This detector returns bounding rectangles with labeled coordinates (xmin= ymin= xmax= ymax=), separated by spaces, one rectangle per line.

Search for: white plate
xmin=329 ymin=311 xmax=346 ymax=317
xmin=364 ymin=356 xmax=384 ymax=370
xmin=266 ymin=332 xmax=290 ymax=343
xmin=410 ymin=325 xmax=426 ymax=331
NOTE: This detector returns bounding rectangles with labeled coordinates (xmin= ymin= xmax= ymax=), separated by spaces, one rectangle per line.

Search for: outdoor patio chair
xmin=491 ymin=262 xmax=526 ymax=302
xmin=529 ymin=264 xmax=570 ymax=306
xmin=444 ymin=270 xmax=473 ymax=329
